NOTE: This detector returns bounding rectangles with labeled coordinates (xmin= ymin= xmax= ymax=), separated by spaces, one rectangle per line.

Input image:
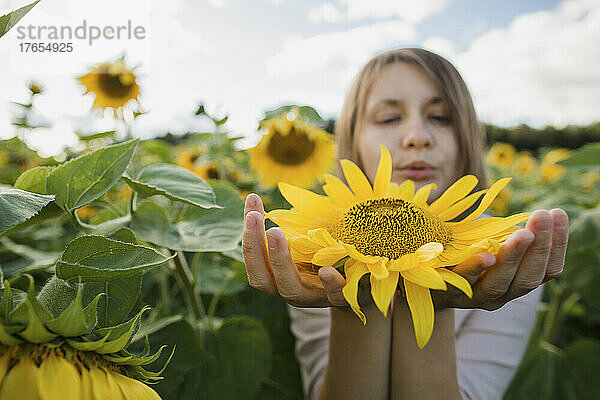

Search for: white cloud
xmin=307 ymin=3 xmax=344 ymax=24
xmin=307 ymin=0 xmax=455 ymax=24
xmin=441 ymin=0 xmax=600 ymax=127
xmin=268 ymin=20 xmax=416 ymax=76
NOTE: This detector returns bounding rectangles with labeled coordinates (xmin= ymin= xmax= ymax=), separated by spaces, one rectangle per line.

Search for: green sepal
xmin=45 ymin=283 xmax=103 ymax=337
xmin=0 ymin=280 xmax=12 ymax=319
xmin=95 ymin=306 xmax=149 ymax=354
xmin=129 ymin=345 xmax=176 ymax=381
xmin=0 ymin=323 xmax=23 ymax=345
xmin=9 ymin=275 xmax=53 ymax=326
xmin=106 ymin=345 xmax=168 ymax=366
xmin=66 ymin=331 xmax=111 ymax=351
xmin=18 ymin=298 xmax=58 ymax=343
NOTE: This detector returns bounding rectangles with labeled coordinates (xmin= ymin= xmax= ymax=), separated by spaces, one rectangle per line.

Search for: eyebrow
xmin=370 ymin=96 xmax=445 ymax=110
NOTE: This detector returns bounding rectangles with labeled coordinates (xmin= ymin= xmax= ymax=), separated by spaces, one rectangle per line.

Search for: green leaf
xmin=563 ymin=248 xmax=600 ymax=306
xmin=566 ymin=207 xmax=600 ymax=255
xmin=212 ymin=316 xmax=272 ymax=400
xmin=13 ymin=166 xmax=54 ymax=194
xmin=109 ymin=227 xmax=138 ymax=244
xmin=55 ymin=235 xmax=174 ymax=282
xmin=0 ymin=188 xmax=54 ymax=234
xmin=131 ymin=181 xmax=243 ymax=252
xmin=262 ymin=105 xmax=324 ymax=125
xmin=46 ymin=140 xmax=138 ymax=211
xmin=83 ymin=274 xmax=142 ymax=328
xmin=0 ymin=0 xmax=40 ymax=38
xmin=123 ymin=163 xmax=219 ymax=209
xmin=562 ymin=338 xmax=600 ymax=400
xmin=558 ymin=142 xmax=600 ymax=167
xmin=95 ymin=306 xmax=149 ymax=354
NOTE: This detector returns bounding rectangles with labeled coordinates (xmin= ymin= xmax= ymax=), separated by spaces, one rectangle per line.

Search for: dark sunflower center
xmin=266 ymin=127 xmax=316 ymax=165
xmin=97 ymin=66 xmax=135 ymax=98
xmin=330 ymin=198 xmax=452 ymax=259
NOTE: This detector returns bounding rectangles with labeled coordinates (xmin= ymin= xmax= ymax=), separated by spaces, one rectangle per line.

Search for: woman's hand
xmin=433 ymin=208 xmax=569 ymax=310
xmin=242 ymin=193 xmax=348 ymax=308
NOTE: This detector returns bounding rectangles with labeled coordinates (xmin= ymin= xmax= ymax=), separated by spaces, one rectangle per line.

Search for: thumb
xmin=451 ymin=252 xmax=496 ymax=286
xmin=318 ymin=267 xmax=347 ymax=307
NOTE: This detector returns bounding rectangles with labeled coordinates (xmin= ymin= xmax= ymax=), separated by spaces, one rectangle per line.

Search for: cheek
xmin=356 ymin=130 xmax=382 ymax=182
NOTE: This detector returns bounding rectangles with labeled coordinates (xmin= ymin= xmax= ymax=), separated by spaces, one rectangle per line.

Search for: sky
xmin=0 ymin=0 xmax=598 ymax=157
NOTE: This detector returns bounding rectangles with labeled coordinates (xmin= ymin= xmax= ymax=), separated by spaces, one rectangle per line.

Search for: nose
xmin=401 ymin=116 xmax=432 ymax=150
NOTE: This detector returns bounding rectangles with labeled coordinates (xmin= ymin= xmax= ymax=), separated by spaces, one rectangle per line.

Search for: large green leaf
xmin=558 ymin=142 xmax=600 ymax=167
xmin=55 ymin=235 xmax=174 ymax=282
xmin=82 ymin=274 xmax=142 ymax=328
xmin=46 ymin=140 xmax=138 ymax=211
xmin=262 ymin=105 xmax=325 ymax=125
xmin=14 ymin=166 xmax=54 ymax=194
xmin=0 ymin=188 xmax=54 ymax=234
xmin=148 ymin=317 xmax=271 ymax=400
xmin=131 ymin=181 xmax=243 ymax=252
xmin=123 ymin=163 xmax=219 ymax=209
xmin=0 ymin=0 xmax=40 ymax=38
xmin=563 ymin=248 xmax=600 ymax=307
xmin=566 ymin=207 xmax=600 ymax=255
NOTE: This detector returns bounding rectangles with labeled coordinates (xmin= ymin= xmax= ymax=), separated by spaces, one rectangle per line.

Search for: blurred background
xmin=0 ymin=1 xmax=599 ymax=399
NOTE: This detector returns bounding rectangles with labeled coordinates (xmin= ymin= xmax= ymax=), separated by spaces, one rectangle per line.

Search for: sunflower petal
xmin=429 ymin=175 xmax=479 ymax=215
xmin=342 ymin=260 xmax=369 ymax=324
xmin=461 ymin=178 xmax=512 ymax=222
xmin=323 ymin=173 xmax=356 ymax=208
xmin=404 ymin=279 xmax=434 ymax=348
xmin=312 ymin=246 xmax=348 ymax=266
xmin=113 ymin=372 xmax=162 ymax=400
xmin=0 ymin=358 xmax=40 ymax=400
xmin=437 ymin=268 xmax=473 ymax=298
xmin=266 ymin=209 xmax=328 ymax=232
xmin=373 ymin=145 xmax=392 ymax=197
xmin=401 ymin=267 xmax=447 ymax=290
xmin=443 ymin=238 xmax=501 ymax=265
xmin=38 ymin=354 xmax=81 ymax=400
xmin=343 ymin=243 xmax=381 ymax=264
xmin=437 ymin=189 xmax=487 ymax=221
xmin=396 ymin=180 xmax=415 ymax=201
xmin=308 ymin=228 xmax=339 ymax=247
xmin=278 ymin=183 xmax=335 ymax=220
xmin=370 ymin=271 xmax=399 ymax=317
xmin=415 ymin=242 xmax=444 ymax=261
xmin=451 ymin=213 xmax=530 ymax=238
xmin=413 ymin=183 xmax=436 ymax=207
xmin=389 ymin=253 xmax=418 ymax=271
xmin=340 ymin=159 xmax=373 ymax=201
xmin=366 ymin=259 xmax=389 ymax=279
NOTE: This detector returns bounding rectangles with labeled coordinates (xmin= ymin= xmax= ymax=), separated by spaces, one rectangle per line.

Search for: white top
xmin=289 ymin=286 xmax=542 ymax=400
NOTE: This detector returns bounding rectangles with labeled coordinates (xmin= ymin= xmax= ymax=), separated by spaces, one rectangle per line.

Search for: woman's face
xmin=357 ymin=62 xmax=461 ymax=201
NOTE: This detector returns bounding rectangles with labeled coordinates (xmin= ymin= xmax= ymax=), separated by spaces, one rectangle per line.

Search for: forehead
xmin=366 ymin=62 xmax=442 ymax=109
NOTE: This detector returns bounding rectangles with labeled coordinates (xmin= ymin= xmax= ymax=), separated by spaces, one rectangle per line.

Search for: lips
xmin=399 ymin=161 xmax=435 ymax=180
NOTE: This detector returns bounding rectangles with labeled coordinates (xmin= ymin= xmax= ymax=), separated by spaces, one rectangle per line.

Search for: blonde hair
xmin=335 ymin=48 xmax=488 ymax=189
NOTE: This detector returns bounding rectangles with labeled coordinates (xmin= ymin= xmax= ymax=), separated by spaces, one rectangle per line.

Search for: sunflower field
xmin=1 ymin=4 xmax=600 ymax=400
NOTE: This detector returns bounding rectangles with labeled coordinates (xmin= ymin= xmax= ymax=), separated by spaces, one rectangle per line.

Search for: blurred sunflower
xmin=541 ymin=148 xmax=570 ymax=182
xmin=248 ymin=111 xmax=335 ymax=188
xmin=489 ymin=187 xmax=512 ymax=215
xmin=487 ymin=143 xmax=516 ymax=168
xmin=78 ymin=59 xmax=140 ymax=115
xmin=511 ymin=153 xmax=536 ymax=176
xmin=76 ymin=205 xmax=98 ymax=221
xmin=267 ymin=146 xmax=529 ymax=348
xmin=580 ymin=171 xmax=600 ymax=192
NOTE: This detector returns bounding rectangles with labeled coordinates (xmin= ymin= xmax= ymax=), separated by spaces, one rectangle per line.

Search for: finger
xmin=266 ymin=227 xmax=304 ymax=302
xmin=318 ymin=266 xmax=347 ymax=307
xmin=244 ymin=193 xmax=264 ymax=218
xmin=242 ymin=210 xmax=278 ymax=296
xmin=451 ymin=252 xmax=496 ymax=286
xmin=543 ymin=208 xmax=569 ymax=282
xmin=506 ymin=210 xmax=553 ymax=298
xmin=474 ymin=228 xmax=534 ymax=300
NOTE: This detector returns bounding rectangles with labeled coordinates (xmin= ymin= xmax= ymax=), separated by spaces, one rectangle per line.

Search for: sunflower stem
xmin=206 ymin=275 xmax=233 ymax=330
xmin=541 ymin=281 xmax=567 ymax=344
xmin=173 ymin=251 xmax=205 ymax=322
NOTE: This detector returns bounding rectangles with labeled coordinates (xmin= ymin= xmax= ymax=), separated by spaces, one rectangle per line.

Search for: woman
xmin=242 ymin=48 xmax=568 ymax=400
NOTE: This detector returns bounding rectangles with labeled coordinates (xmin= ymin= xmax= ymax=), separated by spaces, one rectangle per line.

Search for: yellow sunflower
xmin=487 ymin=143 xmax=516 ymax=168
xmin=511 ymin=153 xmax=537 ymax=176
xmin=266 ymin=146 xmax=529 ymax=348
xmin=248 ymin=112 xmax=335 ymax=188
xmin=78 ymin=59 xmax=140 ymax=114
xmin=541 ymin=148 xmax=570 ymax=182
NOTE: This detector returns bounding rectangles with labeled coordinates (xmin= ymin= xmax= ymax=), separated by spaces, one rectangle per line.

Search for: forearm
xmin=391 ymin=296 xmax=462 ymax=400
xmin=319 ymin=304 xmax=392 ymax=400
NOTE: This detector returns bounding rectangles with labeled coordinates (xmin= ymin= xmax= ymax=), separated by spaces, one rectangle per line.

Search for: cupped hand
xmin=242 ymin=193 xmax=348 ymax=308
xmin=433 ymin=209 xmax=569 ymax=311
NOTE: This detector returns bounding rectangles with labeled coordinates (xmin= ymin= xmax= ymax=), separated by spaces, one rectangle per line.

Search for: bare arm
xmin=390 ymin=296 xmax=461 ymax=400
xmin=320 ymin=305 xmax=391 ymax=400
